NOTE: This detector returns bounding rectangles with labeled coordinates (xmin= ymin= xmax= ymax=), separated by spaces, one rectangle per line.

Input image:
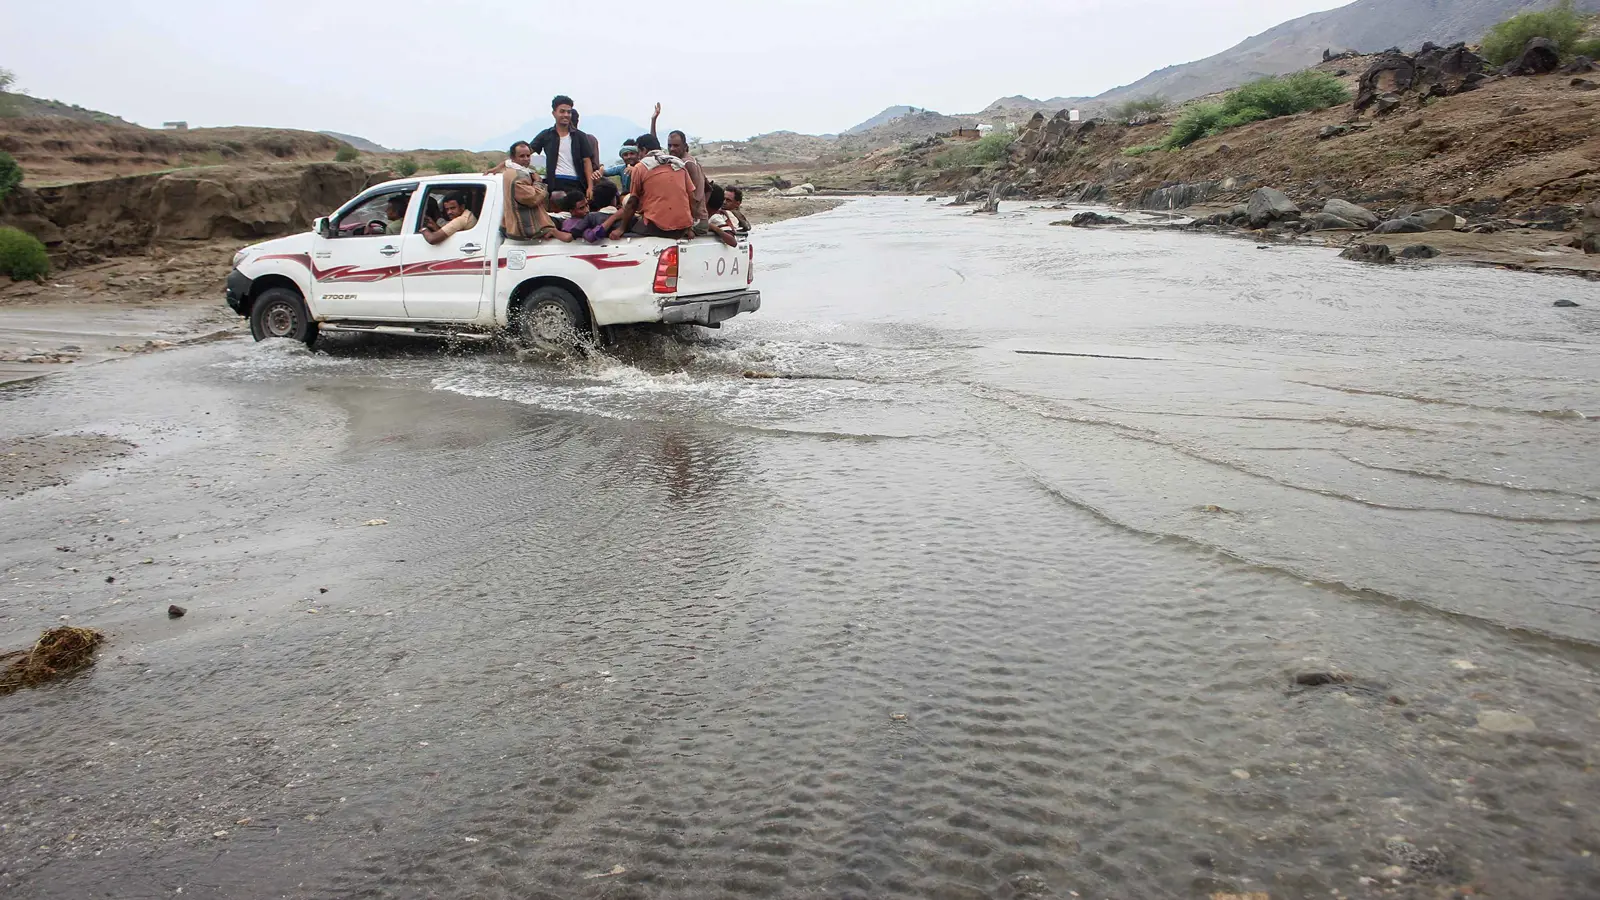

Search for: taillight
xmin=747 ymin=243 xmax=754 ymax=285
xmin=653 ymin=246 xmax=679 ymax=294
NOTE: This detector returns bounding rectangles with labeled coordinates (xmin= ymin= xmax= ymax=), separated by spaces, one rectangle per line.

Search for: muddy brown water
xmin=1 ymin=199 xmax=1598 ymax=899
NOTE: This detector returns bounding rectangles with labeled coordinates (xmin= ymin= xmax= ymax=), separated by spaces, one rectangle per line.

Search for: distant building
xmin=162 ymin=121 xmax=189 ymax=131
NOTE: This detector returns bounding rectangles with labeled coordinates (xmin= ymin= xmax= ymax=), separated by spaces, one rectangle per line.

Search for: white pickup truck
xmin=224 ymin=173 xmax=759 ymax=348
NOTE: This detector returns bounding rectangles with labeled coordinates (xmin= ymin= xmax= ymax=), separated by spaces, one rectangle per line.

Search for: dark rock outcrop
xmin=1066 ymin=211 xmax=1128 ymax=227
xmin=1341 ymin=243 xmax=1395 ymax=264
xmin=1355 ymin=43 xmax=1488 ymax=114
xmin=1583 ymin=201 xmax=1600 ymax=255
xmin=1502 ymin=37 xmax=1561 ymax=77
xmin=1561 ymin=56 xmax=1597 ymax=75
xmin=1398 ymin=244 xmax=1441 ymax=259
xmin=1139 ymin=181 xmax=1218 ymax=211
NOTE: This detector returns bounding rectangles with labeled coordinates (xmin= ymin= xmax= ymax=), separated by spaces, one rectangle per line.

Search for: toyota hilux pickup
xmin=224 ymin=174 xmax=759 ymax=349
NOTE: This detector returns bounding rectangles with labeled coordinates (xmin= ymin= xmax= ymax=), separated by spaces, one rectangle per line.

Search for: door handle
xmin=459 ymin=243 xmax=482 ymax=255
xmin=379 ymin=246 xmax=399 ymax=257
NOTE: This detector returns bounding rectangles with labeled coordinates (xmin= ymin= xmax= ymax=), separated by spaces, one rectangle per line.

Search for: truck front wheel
xmin=516 ymin=286 xmax=590 ymax=353
xmin=249 ymin=287 xmax=318 ymax=347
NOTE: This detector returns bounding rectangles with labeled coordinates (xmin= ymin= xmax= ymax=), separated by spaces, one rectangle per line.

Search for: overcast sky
xmin=3 ymin=0 xmax=1350 ymax=149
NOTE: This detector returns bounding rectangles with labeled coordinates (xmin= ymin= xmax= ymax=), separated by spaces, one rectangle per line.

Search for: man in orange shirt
xmin=606 ymin=134 xmax=695 ymax=240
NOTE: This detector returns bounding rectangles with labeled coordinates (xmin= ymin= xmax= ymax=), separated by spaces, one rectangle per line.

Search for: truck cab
xmin=224 ymin=174 xmax=760 ymax=349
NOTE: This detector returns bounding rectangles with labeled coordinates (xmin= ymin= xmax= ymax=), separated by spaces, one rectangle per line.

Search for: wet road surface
xmin=2 ymin=199 xmax=1598 ymax=899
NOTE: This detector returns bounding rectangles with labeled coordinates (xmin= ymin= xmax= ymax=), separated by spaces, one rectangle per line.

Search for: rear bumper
xmin=659 ymin=290 xmax=761 ymax=327
xmin=225 ymin=268 xmax=253 ymax=315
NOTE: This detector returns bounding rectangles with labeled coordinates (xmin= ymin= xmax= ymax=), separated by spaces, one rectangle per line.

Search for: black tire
xmin=515 ymin=285 xmax=591 ymax=352
xmin=249 ymin=287 xmax=319 ymax=346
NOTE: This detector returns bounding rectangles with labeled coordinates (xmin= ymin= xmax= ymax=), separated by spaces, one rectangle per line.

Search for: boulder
xmin=1398 ymin=244 xmax=1442 ymax=259
xmin=1573 ymin=79 xmax=1599 ymax=91
xmin=1246 ymin=188 xmax=1300 ymax=228
xmin=1322 ymin=199 xmax=1381 ymax=229
xmin=1068 ymin=211 xmax=1127 ymax=227
xmin=1341 ymin=243 xmax=1394 ymax=264
xmin=1356 ymin=53 xmax=1419 ymax=111
xmin=1374 ymin=217 xmax=1428 ymax=234
xmin=1561 ymin=56 xmax=1597 ymax=75
xmin=1414 ymin=208 xmax=1465 ymax=231
xmin=1307 ymin=213 xmax=1362 ymax=231
xmin=1373 ymin=93 xmax=1404 ymax=115
xmin=1554 ymin=299 xmax=1581 ymax=307
xmin=1583 ymin=201 xmax=1600 ymax=255
xmin=1077 ymin=183 xmax=1110 ymax=204
xmin=1503 ymin=37 xmax=1561 ymax=77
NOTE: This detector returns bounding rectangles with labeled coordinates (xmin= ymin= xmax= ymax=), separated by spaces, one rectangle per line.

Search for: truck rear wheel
xmin=516 ymin=285 xmax=590 ymax=353
xmin=250 ymin=287 xmax=318 ymax=347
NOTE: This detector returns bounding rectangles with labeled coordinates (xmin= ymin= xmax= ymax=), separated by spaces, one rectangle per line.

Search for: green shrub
xmin=394 ymin=156 xmax=419 ymax=177
xmin=334 ymin=144 xmax=360 ymax=163
xmin=1160 ymin=102 xmax=1226 ymax=150
xmin=1159 ymin=71 xmax=1349 ymax=149
xmin=933 ymin=132 xmax=1015 ymax=168
xmin=1481 ymin=0 xmax=1586 ymax=64
xmin=0 ymin=150 xmax=21 ymax=201
xmin=1122 ymin=144 xmax=1163 ymax=157
xmin=968 ymin=131 xmax=1016 ymax=164
xmin=0 ymin=227 xmax=50 ymax=282
xmin=1109 ymin=95 xmax=1170 ymax=123
xmin=0 ymin=68 xmax=15 ymax=117
xmin=433 ymin=157 xmax=470 ymax=175
xmin=1573 ymin=37 xmax=1600 ymax=59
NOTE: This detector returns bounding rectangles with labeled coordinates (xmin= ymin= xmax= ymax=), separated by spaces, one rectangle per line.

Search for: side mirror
xmin=314 ymin=217 xmax=331 ymax=238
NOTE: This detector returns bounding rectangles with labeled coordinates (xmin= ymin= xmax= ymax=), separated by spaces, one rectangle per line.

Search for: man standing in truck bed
xmin=530 ymin=95 xmax=597 ymax=201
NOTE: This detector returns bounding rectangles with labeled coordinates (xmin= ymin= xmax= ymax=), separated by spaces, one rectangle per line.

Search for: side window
xmin=331 ymin=189 xmax=414 ymax=238
xmin=416 ymin=184 xmax=488 ymax=236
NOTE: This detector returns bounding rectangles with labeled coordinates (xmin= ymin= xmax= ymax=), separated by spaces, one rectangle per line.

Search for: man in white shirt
xmin=529 ymin=94 xmax=596 ymax=202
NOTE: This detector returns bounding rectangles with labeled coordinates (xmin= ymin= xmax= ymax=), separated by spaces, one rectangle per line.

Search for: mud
xmin=1 ymin=198 xmax=1597 ymax=899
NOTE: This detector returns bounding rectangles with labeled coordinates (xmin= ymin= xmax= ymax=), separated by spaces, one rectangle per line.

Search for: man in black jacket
xmin=529 ymin=95 xmax=597 ymax=201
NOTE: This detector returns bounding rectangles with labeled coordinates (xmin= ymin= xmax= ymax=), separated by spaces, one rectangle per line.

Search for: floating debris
xmin=363 ymin=519 xmax=389 ymax=527
xmin=168 ymin=605 xmax=187 ymax=619
xmin=0 ymin=626 xmax=106 ymax=696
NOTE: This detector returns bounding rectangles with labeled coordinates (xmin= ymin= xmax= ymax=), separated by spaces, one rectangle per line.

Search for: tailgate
xmin=674 ymin=239 xmax=750 ymax=296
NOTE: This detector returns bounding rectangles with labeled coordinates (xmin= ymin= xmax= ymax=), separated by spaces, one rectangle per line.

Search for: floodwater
xmin=1 ymin=198 xmax=1598 ymax=899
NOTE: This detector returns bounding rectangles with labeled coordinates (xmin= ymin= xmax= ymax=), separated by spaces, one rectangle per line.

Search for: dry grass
xmin=0 ymin=626 xmax=105 ymax=695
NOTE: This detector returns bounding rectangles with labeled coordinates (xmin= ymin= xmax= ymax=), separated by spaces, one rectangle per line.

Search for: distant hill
xmin=844 ymin=105 xmax=933 ymax=136
xmin=2 ymin=93 xmax=130 ymax=125
xmin=1095 ymin=0 xmax=1600 ymax=108
xmin=320 ymin=131 xmax=388 ymax=153
xmin=977 ymin=0 xmax=1600 ymax=115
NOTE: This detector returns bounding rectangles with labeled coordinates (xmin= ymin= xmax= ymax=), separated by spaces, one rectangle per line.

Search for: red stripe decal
xmin=574 ymin=254 xmax=642 ymax=270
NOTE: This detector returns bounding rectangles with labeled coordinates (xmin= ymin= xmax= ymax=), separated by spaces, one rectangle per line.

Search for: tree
xmin=0 ymin=68 xmax=17 ymax=117
xmin=0 ymin=151 xmax=21 ymax=201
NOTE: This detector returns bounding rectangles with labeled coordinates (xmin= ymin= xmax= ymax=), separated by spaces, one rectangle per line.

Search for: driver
xmin=380 ymin=195 xmax=409 ymax=235
xmin=421 ymin=193 xmax=477 ymax=245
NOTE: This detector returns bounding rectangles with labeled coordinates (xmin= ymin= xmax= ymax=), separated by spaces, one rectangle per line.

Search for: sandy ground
xmin=0 ymin=243 xmax=243 ymax=385
xmin=739 ymin=196 xmax=845 ymax=225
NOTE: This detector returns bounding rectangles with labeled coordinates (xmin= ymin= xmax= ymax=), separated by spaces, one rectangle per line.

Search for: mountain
xmin=475 ymin=114 xmax=648 ymax=164
xmin=978 ymin=0 xmax=1600 ymax=115
xmin=844 ymin=106 xmax=927 ymax=135
xmin=320 ymin=131 xmax=388 ymax=153
xmin=1092 ymin=0 xmax=1600 ymax=106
